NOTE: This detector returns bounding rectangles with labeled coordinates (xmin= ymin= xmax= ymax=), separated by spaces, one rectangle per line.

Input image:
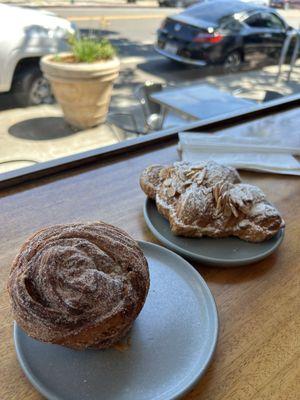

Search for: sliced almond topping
xmin=166 ymin=186 xmax=176 ymax=197
xmin=164 ymin=178 xmax=172 ymax=187
xmin=221 ymin=192 xmax=228 ymax=203
xmin=213 ymin=210 xmax=222 ymax=219
xmin=186 ymin=170 xmax=196 ymax=178
xmin=182 ymin=180 xmax=193 ymax=187
xmin=159 ymin=168 xmax=169 ymax=180
xmin=228 ymin=197 xmax=234 ymax=207
xmin=190 ymin=166 xmax=203 ymax=171
xmin=223 ymin=203 xmax=232 ymax=217
xmin=195 ymin=168 xmax=206 ymax=186
xmin=240 ymin=203 xmax=250 ymax=215
xmin=179 ymin=170 xmax=187 ymax=181
xmin=230 ymin=203 xmax=239 ymax=218
xmin=213 ymin=185 xmax=220 ymax=203
xmin=220 ymin=182 xmax=227 ymax=194
xmin=216 ymin=196 xmax=223 ymax=212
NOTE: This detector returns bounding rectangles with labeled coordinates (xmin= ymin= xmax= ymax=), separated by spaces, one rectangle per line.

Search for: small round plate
xmin=144 ymin=198 xmax=285 ymax=267
xmin=14 ymin=241 xmax=218 ymax=400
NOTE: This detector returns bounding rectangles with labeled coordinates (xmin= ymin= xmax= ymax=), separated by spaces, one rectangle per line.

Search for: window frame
xmin=1 ymin=92 xmax=300 ymax=190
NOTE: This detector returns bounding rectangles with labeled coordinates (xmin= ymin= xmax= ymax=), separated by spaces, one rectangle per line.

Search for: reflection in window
xmin=0 ymin=1 xmax=299 ymax=179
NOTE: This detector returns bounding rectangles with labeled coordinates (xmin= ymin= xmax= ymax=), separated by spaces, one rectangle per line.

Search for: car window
xmin=219 ymin=16 xmax=242 ymax=31
xmin=262 ymin=13 xmax=285 ymax=30
xmin=246 ymin=12 xmax=285 ymax=30
xmin=245 ymin=13 xmax=267 ymax=28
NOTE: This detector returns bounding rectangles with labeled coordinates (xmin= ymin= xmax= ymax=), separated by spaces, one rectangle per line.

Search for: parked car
xmin=158 ymin=0 xmax=269 ymax=8
xmin=155 ymin=0 xmax=292 ymax=71
xmin=158 ymin=0 xmax=198 ymax=7
xmin=270 ymin=0 xmax=300 ymax=8
xmin=0 ymin=4 xmax=76 ymax=106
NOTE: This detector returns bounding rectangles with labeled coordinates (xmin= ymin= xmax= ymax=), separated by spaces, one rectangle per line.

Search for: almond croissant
xmin=140 ymin=161 xmax=284 ymax=242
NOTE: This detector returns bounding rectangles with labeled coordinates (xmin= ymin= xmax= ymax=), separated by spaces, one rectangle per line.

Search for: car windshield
xmin=0 ymin=0 xmax=299 ymax=181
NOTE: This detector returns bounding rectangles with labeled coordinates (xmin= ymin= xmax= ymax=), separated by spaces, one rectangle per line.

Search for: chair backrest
xmin=276 ymin=29 xmax=299 ymax=83
xmin=135 ymin=81 xmax=164 ymax=119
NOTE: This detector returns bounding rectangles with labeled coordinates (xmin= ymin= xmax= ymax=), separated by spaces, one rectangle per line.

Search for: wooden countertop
xmin=0 ymin=140 xmax=299 ymax=400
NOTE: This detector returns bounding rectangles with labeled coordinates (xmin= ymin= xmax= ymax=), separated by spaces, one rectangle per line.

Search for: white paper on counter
xmin=179 ymin=132 xmax=300 ymax=176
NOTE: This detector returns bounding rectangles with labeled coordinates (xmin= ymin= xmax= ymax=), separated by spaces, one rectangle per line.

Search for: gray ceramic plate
xmin=14 ymin=241 xmax=218 ymax=400
xmin=144 ymin=199 xmax=284 ymax=267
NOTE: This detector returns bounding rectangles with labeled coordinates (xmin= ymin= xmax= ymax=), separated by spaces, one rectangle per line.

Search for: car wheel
xmin=223 ymin=51 xmax=242 ymax=73
xmin=12 ymin=66 xmax=54 ymax=107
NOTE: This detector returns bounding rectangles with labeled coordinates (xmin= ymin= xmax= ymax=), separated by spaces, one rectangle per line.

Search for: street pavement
xmin=51 ymin=6 xmax=300 ymax=52
xmin=2 ymin=60 xmax=300 ymax=174
xmin=2 ymin=5 xmax=299 ymax=105
xmin=1 ymin=5 xmax=299 ymax=111
xmin=38 ymin=6 xmax=300 ymax=75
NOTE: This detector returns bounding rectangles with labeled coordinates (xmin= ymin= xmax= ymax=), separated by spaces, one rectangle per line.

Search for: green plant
xmin=53 ymin=54 xmax=62 ymax=62
xmin=68 ymin=36 xmax=116 ymax=63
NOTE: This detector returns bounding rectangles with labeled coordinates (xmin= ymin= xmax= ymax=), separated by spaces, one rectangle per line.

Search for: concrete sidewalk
xmin=1 ymin=62 xmax=300 ymax=174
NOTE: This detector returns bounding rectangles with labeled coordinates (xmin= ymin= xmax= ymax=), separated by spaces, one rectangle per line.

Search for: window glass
xmin=0 ymin=1 xmax=298 ymax=180
xmin=219 ymin=16 xmax=242 ymax=31
xmin=246 ymin=12 xmax=285 ymax=30
xmin=262 ymin=13 xmax=285 ymax=30
xmin=245 ymin=13 xmax=267 ymax=28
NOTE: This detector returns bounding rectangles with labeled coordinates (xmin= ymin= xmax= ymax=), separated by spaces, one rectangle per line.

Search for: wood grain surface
xmin=0 ymin=140 xmax=299 ymax=400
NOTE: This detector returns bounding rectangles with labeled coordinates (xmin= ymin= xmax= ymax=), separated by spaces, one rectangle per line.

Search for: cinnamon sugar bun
xmin=8 ymin=222 xmax=149 ymax=350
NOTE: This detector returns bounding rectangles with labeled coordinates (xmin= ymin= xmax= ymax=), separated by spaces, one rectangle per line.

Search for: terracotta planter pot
xmin=41 ymin=53 xmax=120 ymax=129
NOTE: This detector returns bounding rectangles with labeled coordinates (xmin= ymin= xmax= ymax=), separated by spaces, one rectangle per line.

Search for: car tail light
xmin=193 ymin=32 xmax=224 ymax=44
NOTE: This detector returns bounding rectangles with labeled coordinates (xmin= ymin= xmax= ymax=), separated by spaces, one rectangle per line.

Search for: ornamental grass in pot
xmin=41 ymin=36 xmax=119 ymax=129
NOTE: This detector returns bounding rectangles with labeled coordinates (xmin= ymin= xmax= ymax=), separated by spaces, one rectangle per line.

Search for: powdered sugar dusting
xmin=141 ymin=161 xmax=284 ymax=242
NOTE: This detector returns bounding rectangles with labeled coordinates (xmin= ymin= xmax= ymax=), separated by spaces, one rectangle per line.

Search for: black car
xmin=156 ymin=0 xmax=292 ymax=71
xmin=158 ymin=0 xmax=199 ymax=7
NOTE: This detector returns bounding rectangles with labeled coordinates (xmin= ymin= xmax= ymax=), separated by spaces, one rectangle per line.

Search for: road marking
xmin=68 ymin=14 xmax=165 ymax=21
xmin=121 ymin=55 xmax=163 ymax=64
xmin=118 ymin=40 xmax=154 ymax=46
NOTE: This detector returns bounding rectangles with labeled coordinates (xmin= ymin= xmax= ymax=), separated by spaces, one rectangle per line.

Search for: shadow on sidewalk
xmin=9 ymin=117 xmax=79 ymax=140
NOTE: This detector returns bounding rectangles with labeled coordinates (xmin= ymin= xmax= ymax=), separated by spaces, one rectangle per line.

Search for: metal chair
xmin=108 ymin=81 xmax=167 ymax=136
xmin=106 ymin=111 xmax=140 ymax=139
xmin=134 ymin=81 xmax=166 ymax=132
xmin=276 ymin=28 xmax=300 ymax=83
